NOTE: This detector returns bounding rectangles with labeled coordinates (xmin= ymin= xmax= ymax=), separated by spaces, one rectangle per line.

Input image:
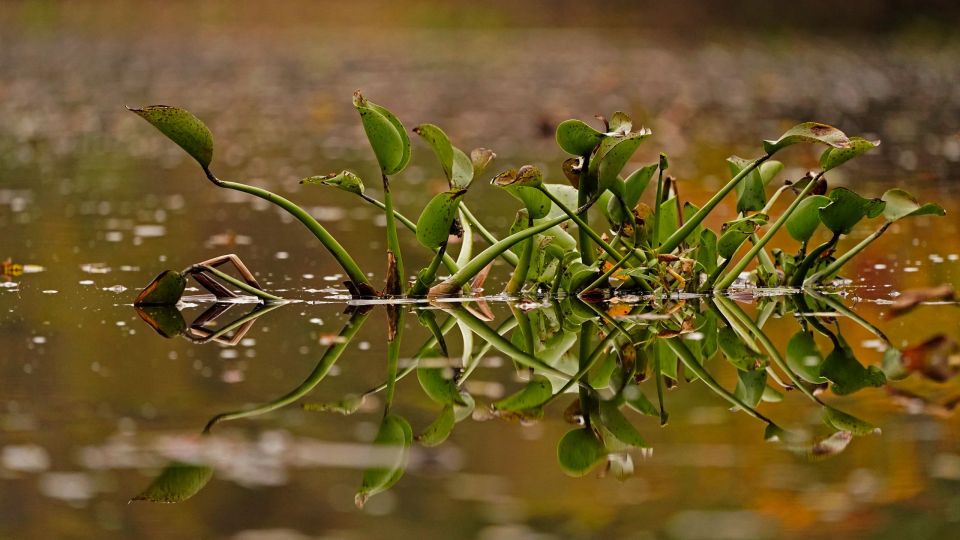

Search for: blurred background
xmin=1 ymin=1 xmax=959 ymax=539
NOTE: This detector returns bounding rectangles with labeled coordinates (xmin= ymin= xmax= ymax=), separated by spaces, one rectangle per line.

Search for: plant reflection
xmin=130 ymin=292 xmax=957 ymax=506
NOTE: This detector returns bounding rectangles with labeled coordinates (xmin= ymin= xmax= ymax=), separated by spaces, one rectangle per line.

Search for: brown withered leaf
xmin=383 ymin=251 xmax=401 ymax=297
xmin=901 ymin=334 xmax=959 ymax=383
xmin=887 ymin=284 xmax=956 ymax=319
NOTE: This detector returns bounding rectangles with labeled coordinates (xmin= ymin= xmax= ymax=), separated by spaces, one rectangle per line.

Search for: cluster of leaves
xmin=129 ymin=96 xmax=945 ymax=303
xmin=131 ymin=288 xmax=958 ymax=505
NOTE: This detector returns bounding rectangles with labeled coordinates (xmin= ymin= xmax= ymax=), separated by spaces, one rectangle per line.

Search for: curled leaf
xmin=881 ymin=188 xmax=946 ymax=222
xmin=128 ymin=105 xmax=214 ymax=169
xmin=301 ymin=170 xmax=365 ymax=195
xmin=130 ymin=462 xmax=213 ymax=503
xmin=134 ymin=270 xmax=187 ymax=306
xmin=785 ymin=195 xmax=831 ymax=243
xmin=763 ymin=122 xmax=851 ymax=154
xmin=819 ymin=137 xmax=880 ymax=171
xmin=416 ymin=190 xmax=467 ymax=249
xmin=556 ymin=119 xmax=604 ymax=156
xmin=353 ymin=91 xmax=410 ymax=175
xmin=557 ymin=428 xmax=607 ymax=477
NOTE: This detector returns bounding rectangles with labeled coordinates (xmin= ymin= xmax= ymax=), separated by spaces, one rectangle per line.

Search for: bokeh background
xmin=1 ymin=1 xmax=959 ymax=539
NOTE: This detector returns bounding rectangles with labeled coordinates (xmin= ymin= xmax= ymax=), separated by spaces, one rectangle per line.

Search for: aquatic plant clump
xmin=128 ymin=96 xmax=945 ymax=303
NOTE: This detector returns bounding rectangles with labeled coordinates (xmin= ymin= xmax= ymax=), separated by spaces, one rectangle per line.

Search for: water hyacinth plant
xmin=128 ymin=95 xmax=945 ymax=303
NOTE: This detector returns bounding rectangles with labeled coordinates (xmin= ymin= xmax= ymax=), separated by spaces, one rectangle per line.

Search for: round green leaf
xmin=134 ymin=270 xmax=187 ymax=306
xmin=557 ymin=428 xmax=607 ymax=477
xmin=786 ymin=195 xmax=831 ymax=242
xmin=492 ymin=374 xmax=552 ymax=412
xmin=416 ymin=190 xmax=467 ymax=249
xmin=785 ymin=331 xmax=826 ymax=383
xmin=556 ymin=119 xmax=603 ymax=156
xmin=356 ymin=414 xmax=412 ymax=508
xmin=128 ymin=105 xmax=213 ymax=169
xmin=819 ymin=188 xmax=886 ymax=235
xmin=417 ymin=363 xmax=467 ymax=406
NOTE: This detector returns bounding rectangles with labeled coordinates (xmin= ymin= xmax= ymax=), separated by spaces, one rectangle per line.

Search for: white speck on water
xmin=298 ymin=345 xmax=310 ymax=355
xmin=115 ymin=321 xmax=125 ymax=327
xmin=80 ymin=263 xmax=111 ymax=274
xmin=32 ymin=336 xmax=46 ymax=344
xmin=102 ymin=285 xmax=127 ymax=293
xmin=358 ymin=341 xmax=371 ymax=351
xmin=119 ymin=265 xmax=140 ymax=272
xmin=1 ymin=444 xmax=50 ymax=472
xmin=302 ymin=274 xmax=314 ymax=279
xmin=42 ymin=290 xmax=58 ymax=294
xmin=39 ymin=472 xmax=95 ymax=502
xmin=219 ymin=349 xmax=239 ymax=359
xmin=1 ymin=282 xmax=18 ymax=289
xmin=322 ymin=274 xmax=343 ymax=282
xmin=873 ymin=263 xmax=887 ymax=270
xmin=78 ymin=280 xmax=94 ymax=285
xmin=948 ymin=254 xmax=959 ymax=261
xmin=240 ymin=338 xmax=256 ymax=347
xmin=104 ymin=231 xmax=123 ymax=242
xmin=903 ymin=267 xmax=919 ymax=273
xmin=309 ymin=317 xmax=324 ymax=325
xmin=275 ymin=251 xmax=289 ymax=260
xmin=133 ymin=224 xmax=166 ymax=238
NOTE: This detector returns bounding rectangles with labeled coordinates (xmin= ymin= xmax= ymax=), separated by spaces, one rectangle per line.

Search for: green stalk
xmin=715 ymin=174 xmax=818 ymax=290
xmin=665 ymin=338 xmax=777 ymax=425
xmin=805 ymin=222 xmax=891 ymax=286
xmin=431 ymin=215 xmax=571 ymax=294
xmin=360 ymin=193 xmax=459 ymax=274
xmin=657 ymin=155 xmax=769 ymax=255
xmin=577 ymin=156 xmax=594 ymax=265
xmin=384 ymin=315 xmax=403 ymax=413
xmin=505 ymin=233 xmax=534 ymax=295
xmin=580 ymin=248 xmax=642 ymax=293
xmin=542 ymin=325 xmax=619 ymax=406
xmin=460 ymin=204 xmax=519 ymax=266
xmin=789 ymin=234 xmax=839 ymax=287
xmin=382 ymin=174 xmax=404 ymax=294
xmin=199 ymin=265 xmax=284 ymax=302
xmin=408 ymin=243 xmax=448 ymax=296
xmin=204 ymin=309 xmax=371 ymax=432
xmin=214 ymin=177 xmax=370 ymax=290
xmin=652 ymin=154 xmax=667 ymax=249
xmin=712 ymin=296 xmax=823 ymax=405
xmin=538 ymin=186 xmax=621 ymax=262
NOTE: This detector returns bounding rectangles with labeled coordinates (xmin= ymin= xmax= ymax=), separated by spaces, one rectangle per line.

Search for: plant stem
xmin=430 ymin=215 xmax=571 ymax=294
xmin=577 ymin=155 xmax=594 ymax=265
xmin=539 ymin=186 xmax=621 ymax=262
xmin=715 ymin=173 xmax=818 ymax=290
xmin=460 ymin=204 xmax=519 ymax=266
xmin=360 ymin=193 xmax=459 ymax=274
xmin=382 ymin=174 xmax=404 ymax=294
xmin=505 ymin=225 xmax=534 ymax=295
xmin=199 ymin=265 xmax=284 ymax=302
xmin=657 ymin=155 xmax=769 ymax=255
xmin=204 ymin=309 xmax=371 ymax=432
xmin=805 ymin=222 xmax=891 ymax=286
xmin=212 ymin=175 xmax=371 ymax=291
xmin=789 ymin=234 xmax=839 ymax=287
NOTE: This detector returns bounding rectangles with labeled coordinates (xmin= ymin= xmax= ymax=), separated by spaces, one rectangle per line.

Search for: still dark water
xmin=2 ymin=5 xmax=960 ymax=539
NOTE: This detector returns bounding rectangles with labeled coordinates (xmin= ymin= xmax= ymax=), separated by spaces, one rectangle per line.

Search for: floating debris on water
xmin=102 ymin=285 xmax=128 ymax=293
xmin=133 ymin=224 xmax=166 ymax=238
xmin=80 ymin=263 xmax=111 ymax=274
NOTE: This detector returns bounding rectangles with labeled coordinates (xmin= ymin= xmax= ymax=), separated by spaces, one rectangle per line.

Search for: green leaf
xmin=718 ymin=326 xmax=765 ymax=371
xmin=301 ymin=170 xmax=365 ymax=195
xmin=622 ymin=385 xmax=660 ymax=417
xmin=416 ymin=405 xmax=455 ymax=447
xmin=608 ymin=111 xmax=633 ymax=134
xmin=493 ymin=168 xmax=551 ymax=219
xmin=656 ymin=196 xmax=680 ymax=247
xmin=728 ymin=156 xmax=767 ymax=213
xmin=556 ymin=119 xmax=604 ymax=156
xmin=353 ymin=92 xmax=410 ymax=175
xmin=417 ymin=362 xmax=466 ymax=406
xmin=593 ymin=130 xmax=651 ymax=193
xmin=134 ymin=270 xmax=187 ymax=306
xmin=454 ymin=392 xmax=476 ymax=422
xmin=785 ymin=331 xmax=827 ymax=383
xmin=819 ymin=137 xmax=880 ymax=171
xmin=413 ymin=124 xmax=454 ymax=183
xmin=130 ymin=462 xmax=213 ymax=503
xmin=557 ymin=428 xmax=607 ymax=477
xmin=881 ymin=188 xmax=946 ymax=222
xmin=598 ymin=400 xmax=648 ymax=448
xmin=734 ymin=369 xmax=767 ymax=408
xmin=695 ymin=229 xmax=719 ymax=274
xmin=762 ymin=122 xmax=851 ymax=154
xmin=822 ymin=407 xmax=879 ymax=436
xmin=492 ymin=375 xmax=552 ymax=412
xmin=450 ymin=147 xmax=475 ymax=190
xmin=128 ymin=105 xmax=213 ymax=169
xmin=821 ymin=340 xmax=887 ymax=395
xmin=415 ymin=190 xmax=467 ymax=249
xmin=785 ymin=195 xmax=831 ymax=242
xmin=759 ymin=161 xmax=784 ymax=184
xmin=135 ymin=305 xmax=187 ymax=338
xmin=682 ymin=202 xmax=703 ymax=248
xmin=356 ymin=414 xmax=412 ymax=508
xmin=717 ymin=214 xmax=767 ymax=260
xmin=819 ymin=187 xmax=886 ymax=235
